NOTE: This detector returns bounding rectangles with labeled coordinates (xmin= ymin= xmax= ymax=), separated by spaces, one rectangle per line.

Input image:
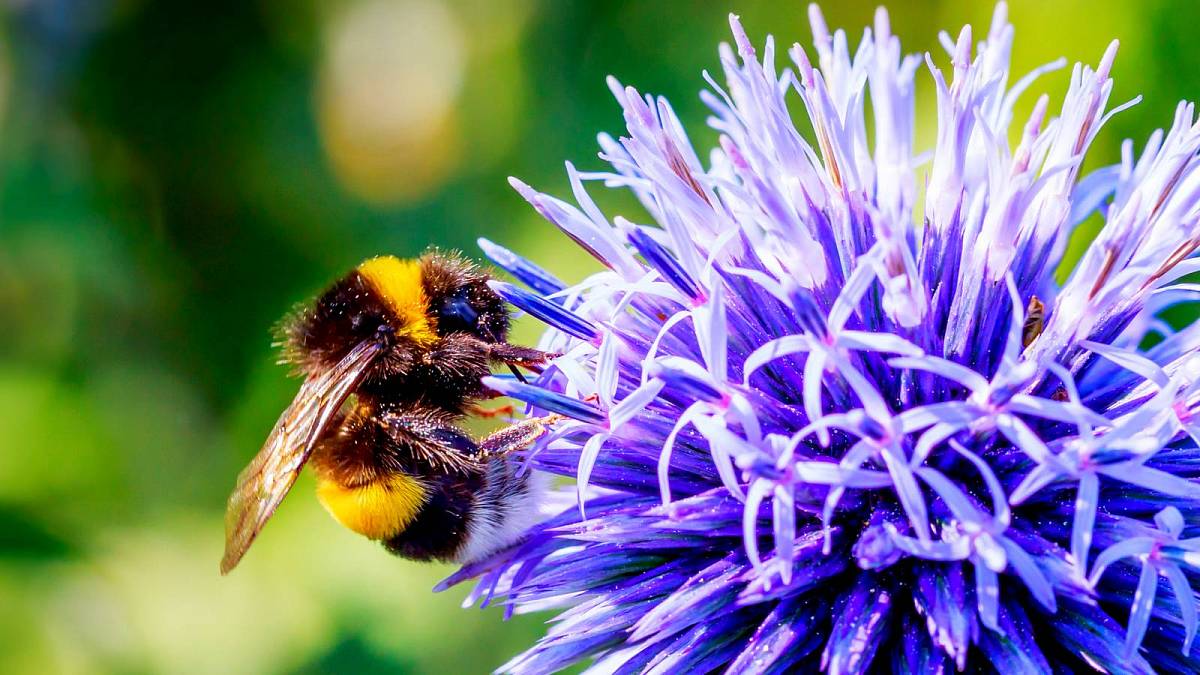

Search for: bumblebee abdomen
xmin=454 ymin=457 xmax=546 ymax=563
xmin=316 ymin=474 xmax=427 ymax=541
xmin=382 ymin=470 xmax=483 ymax=561
xmin=383 ymin=458 xmax=542 ymax=563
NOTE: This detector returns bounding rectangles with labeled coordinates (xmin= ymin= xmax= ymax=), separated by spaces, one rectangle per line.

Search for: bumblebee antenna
xmin=507 ymin=364 xmax=529 ymax=384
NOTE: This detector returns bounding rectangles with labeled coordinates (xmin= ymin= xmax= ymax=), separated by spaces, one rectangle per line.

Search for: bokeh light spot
xmin=317 ymin=0 xmax=466 ymax=205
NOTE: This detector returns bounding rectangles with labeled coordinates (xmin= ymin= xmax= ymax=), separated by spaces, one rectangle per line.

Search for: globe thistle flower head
xmin=446 ymin=4 xmax=1200 ymax=672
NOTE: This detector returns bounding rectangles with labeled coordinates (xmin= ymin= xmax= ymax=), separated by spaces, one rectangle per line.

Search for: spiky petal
xmin=449 ymin=3 xmax=1200 ymax=672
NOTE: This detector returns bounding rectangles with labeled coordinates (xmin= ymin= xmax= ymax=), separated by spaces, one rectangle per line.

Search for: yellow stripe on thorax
xmin=357 ymin=256 xmax=438 ymax=347
xmin=316 ymin=473 xmax=428 ymax=540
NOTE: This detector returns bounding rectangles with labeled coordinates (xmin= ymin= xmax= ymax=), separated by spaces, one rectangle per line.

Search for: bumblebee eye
xmin=437 ymin=291 xmax=479 ymax=336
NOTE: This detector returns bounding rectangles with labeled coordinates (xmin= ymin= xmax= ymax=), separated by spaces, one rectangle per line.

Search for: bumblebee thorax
xmin=356 ymin=256 xmax=439 ymax=348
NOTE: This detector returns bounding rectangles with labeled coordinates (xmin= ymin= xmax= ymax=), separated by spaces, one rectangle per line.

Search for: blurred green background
xmin=2 ymin=0 xmax=1198 ymax=672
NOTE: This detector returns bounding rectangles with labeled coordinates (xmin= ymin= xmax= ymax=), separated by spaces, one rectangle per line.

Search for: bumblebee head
xmin=280 ymin=253 xmax=509 ymax=379
xmin=419 ymin=252 xmax=509 ymax=343
xmin=279 ymin=256 xmax=427 ymax=371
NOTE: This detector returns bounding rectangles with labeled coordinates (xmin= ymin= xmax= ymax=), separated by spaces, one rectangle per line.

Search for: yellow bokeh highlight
xmin=317 ymin=0 xmax=466 ymax=204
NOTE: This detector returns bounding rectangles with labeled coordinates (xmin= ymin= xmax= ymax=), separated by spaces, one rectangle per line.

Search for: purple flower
xmin=445 ymin=4 xmax=1200 ymax=672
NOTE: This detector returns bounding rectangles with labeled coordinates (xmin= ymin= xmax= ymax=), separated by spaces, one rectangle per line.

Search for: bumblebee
xmin=220 ymin=252 xmax=554 ymax=574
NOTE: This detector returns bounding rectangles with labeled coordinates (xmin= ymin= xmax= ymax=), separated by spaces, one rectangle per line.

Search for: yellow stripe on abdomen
xmin=316 ymin=473 xmax=428 ymax=540
xmin=357 ymin=256 xmax=438 ymax=347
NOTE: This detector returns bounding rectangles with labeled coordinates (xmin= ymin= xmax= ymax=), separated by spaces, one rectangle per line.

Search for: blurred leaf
xmin=291 ymin=637 xmax=413 ymax=675
xmin=0 ymin=505 xmax=76 ymax=561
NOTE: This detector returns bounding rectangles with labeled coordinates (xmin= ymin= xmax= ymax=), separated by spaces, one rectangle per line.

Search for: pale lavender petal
xmin=1125 ymin=561 xmax=1159 ymax=657
xmin=1081 ymin=339 xmax=1171 ymax=388
xmin=658 ymin=402 xmax=707 ymax=505
xmin=742 ymin=334 xmax=811 ymax=385
xmin=836 ymin=330 xmax=924 ymax=356
xmin=804 ymin=349 xmax=829 ymax=445
xmin=915 ymin=466 xmax=984 ymax=524
xmin=794 ymin=461 xmax=892 ymax=489
xmin=594 ymin=330 xmax=619 ymax=408
xmin=742 ymin=478 xmax=771 ymax=570
xmin=888 ymin=355 xmax=990 ymax=392
xmin=994 ymin=414 xmax=1054 ymax=466
xmin=913 ymin=422 xmax=965 ymax=467
xmin=949 ymin=440 xmax=1011 ymax=525
xmin=1001 ymin=538 xmax=1057 ymax=612
xmin=577 ymin=433 xmax=610 ymax=517
xmin=1009 ymin=463 xmax=1063 ymax=505
xmin=884 ymin=448 xmax=931 ymax=542
xmin=509 ymin=176 xmax=641 ymax=278
xmin=1067 ymin=165 xmax=1121 ymax=227
xmin=772 ymin=483 xmax=797 ymax=583
xmin=696 ymin=282 xmax=729 ymax=381
xmin=827 ymin=235 xmax=879 ymax=332
xmin=1164 ymin=562 xmax=1198 ymax=653
xmin=975 ymin=565 xmax=1002 ymax=632
xmin=1155 ymin=505 xmax=1185 ymax=537
xmin=1090 ymin=537 xmax=1157 ymax=586
xmin=1071 ymin=472 xmax=1100 ymax=574
xmin=1098 ymin=463 xmax=1200 ymax=499
xmin=609 ymin=379 xmax=665 ymax=431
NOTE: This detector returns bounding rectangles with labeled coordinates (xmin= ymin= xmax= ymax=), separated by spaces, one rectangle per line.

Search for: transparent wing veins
xmin=220 ymin=340 xmax=381 ymax=573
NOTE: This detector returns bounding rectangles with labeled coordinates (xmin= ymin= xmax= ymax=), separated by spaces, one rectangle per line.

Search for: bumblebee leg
xmin=469 ymin=402 xmax=517 ymax=419
xmin=478 ymin=415 xmax=561 ymax=459
xmin=486 ymin=343 xmax=556 ymax=370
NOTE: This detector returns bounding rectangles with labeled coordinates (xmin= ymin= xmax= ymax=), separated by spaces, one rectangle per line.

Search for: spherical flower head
xmin=446 ymin=4 xmax=1200 ymax=672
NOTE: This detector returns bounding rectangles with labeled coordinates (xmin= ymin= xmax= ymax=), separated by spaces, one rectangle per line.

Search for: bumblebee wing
xmin=221 ymin=340 xmax=382 ymax=574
